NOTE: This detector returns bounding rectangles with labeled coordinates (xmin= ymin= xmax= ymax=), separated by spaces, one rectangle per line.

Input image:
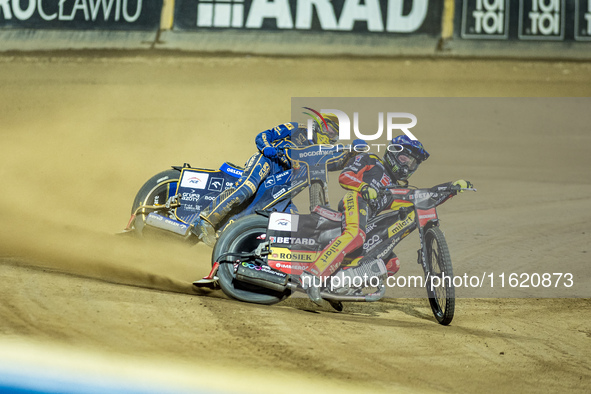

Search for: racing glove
xmin=262 ymin=147 xmax=278 ymax=159
xmin=360 ymin=184 xmax=378 ymax=201
xmin=452 ymin=179 xmax=473 ymax=191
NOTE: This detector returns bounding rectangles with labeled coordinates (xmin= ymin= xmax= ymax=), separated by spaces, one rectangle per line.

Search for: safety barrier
xmin=0 ymin=0 xmax=589 ymax=59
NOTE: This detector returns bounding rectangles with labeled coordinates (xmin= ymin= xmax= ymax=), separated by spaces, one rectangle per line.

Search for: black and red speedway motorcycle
xmin=205 ymin=182 xmax=476 ymax=325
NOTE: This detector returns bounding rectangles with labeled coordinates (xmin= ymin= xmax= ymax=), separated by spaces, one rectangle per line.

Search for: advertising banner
xmin=174 ymin=0 xmax=443 ymax=36
xmin=0 ymin=0 xmax=163 ymax=30
xmin=458 ymin=0 xmax=591 ymax=42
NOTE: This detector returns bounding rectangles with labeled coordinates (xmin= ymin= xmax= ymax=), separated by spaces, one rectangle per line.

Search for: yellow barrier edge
xmin=160 ymin=0 xmax=175 ymax=31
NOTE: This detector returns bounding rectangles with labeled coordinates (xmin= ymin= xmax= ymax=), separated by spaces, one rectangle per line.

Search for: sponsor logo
xmin=272 ymin=262 xmax=308 ymax=271
xmin=363 ymin=234 xmax=381 ymax=250
xmin=462 ymin=0 xmax=509 ymax=39
xmin=181 ymin=172 xmax=209 ymax=189
xmin=259 ymin=162 xmax=270 ymax=178
xmin=195 ymin=0 xmax=429 ymax=33
xmin=264 ymin=176 xmax=276 ymax=187
xmin=410 ymin=191 xmax=438 ymax=200
xmin=345 ymin=193 xmax=356 ymax=212
xmin=370 ymin=179 xmax=385 ymax=191
xmin=318 ymin=239 xmax=342 ymax=266
xmin=377 ymin=238 xmax=399 ymax=259
xmin=298 ymin=149 xmax=325 ymax=158
xmin=388 ymin=212 xmax=415 ymax=238
xmin=203 ymin=195 xmax=217 ymax=201
xmin=519 ymin=0 xmax=565 ymax=40
xmin=240 ymin=262 xmax=287 ymax=278
xmin=269 ymin=236 xmax=316 ymax=245
xmin=272 ymin=187 xmax=287 ymax=199
xmin=275 ymin=170 xmax=290 ymax=182
xmin=313 ymin=206 xmax=342 ymax=221
xmin=182 ymin=192 xmax=201 ymax=202
xmin=419 ymin=213 xmax=437 ymax=220
xmin=208 ymin=177 xmax=224 ymax=192
xmin=268 ymin=213 xmax=298 ymax=231
xmin=244 ymin=180 xmax=257 ymax=193
xmin=279 ymin=252 xmax=313 ymax=261
xmin=226 ymin=166 xmax=243 ymax=177
xmin=291 ymin=180 xmax=305 ymax=190
xmin=0 ymin=0 xmax=145 ymax=23
xmin=157 ymin=176 xmax=169 ymax=183
xmin=270 ymin=250 xmax=315 ymax=262
xmin=380 ymin=173 xmax=392 ymax=187
xmin=391 ymin=188 xmax=410 ymax=195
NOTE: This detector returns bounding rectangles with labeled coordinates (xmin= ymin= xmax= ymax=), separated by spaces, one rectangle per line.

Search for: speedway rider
xmin=300 ymin=135 xmax=473 ymax=305
xmin=192 ymin=114 xmax=346 ymax=246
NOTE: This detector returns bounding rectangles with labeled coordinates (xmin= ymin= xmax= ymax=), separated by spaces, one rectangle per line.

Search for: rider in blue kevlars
xmin=191 ymin=114 xmax=343 ymax=247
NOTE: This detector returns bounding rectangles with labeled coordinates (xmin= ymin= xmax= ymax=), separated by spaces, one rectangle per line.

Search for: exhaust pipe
xmin=235 ymin=263 xmax=289 ymax=292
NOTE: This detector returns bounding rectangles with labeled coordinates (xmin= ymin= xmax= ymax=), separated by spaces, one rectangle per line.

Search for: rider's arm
xmin=327 ymin=139 xmax=367 ymax=172
xmin=338 ymin=154 xmax=372 ymax=192
xmin=255 ymin=122 xmax=297 ymax=152
xmin=327 ymin=150 xmax=354 ymax=172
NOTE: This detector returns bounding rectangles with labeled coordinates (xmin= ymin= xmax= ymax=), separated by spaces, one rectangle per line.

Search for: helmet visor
xmin=396 ymin=153 xmax=419 ymax=171
xmin=324 ymin=120 xmax=338 ymax=140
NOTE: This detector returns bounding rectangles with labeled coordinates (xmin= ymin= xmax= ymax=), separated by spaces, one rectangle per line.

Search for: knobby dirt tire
xmin=213 ymin=215 xmax=290 ymax=305
xmin=130 ymin=169 xmax=180 ymax=236
xmin=424 ymin=226 xmax=455 ymax=325
xmin=309 ymin=182 xmax=326 ymax=210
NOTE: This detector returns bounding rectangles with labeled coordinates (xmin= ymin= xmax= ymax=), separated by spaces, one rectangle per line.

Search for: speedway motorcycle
xmin=207 ymin=182 xmax=476 ymax=325
xmin=122 ymin=144 xmax=352 ymax=242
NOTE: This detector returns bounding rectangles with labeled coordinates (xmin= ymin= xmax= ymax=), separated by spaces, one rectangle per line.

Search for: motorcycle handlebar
xmin=381 ymin=184 xmax=477 ymax=193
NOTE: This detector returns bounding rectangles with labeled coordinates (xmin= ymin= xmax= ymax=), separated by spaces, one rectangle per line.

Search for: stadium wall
xmin=0 ymin=0 xmax=589 ymax=59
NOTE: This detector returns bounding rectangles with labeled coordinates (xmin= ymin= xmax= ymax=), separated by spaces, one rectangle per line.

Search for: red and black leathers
xmin=306 ymin=153 xmax=412 ymax=278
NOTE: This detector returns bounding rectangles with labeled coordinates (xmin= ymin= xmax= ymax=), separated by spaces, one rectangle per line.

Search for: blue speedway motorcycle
xmin=123 ymin=144 xmax=352 ymax=242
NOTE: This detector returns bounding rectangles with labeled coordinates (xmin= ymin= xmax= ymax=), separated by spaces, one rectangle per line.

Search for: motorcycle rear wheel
xmin=424 ymin=226 xmax=455 ymax=325
xmin=214 ymin=215 xmax=290 ymax=305
xmin=130 ymin=169 xmax=180 ymax=236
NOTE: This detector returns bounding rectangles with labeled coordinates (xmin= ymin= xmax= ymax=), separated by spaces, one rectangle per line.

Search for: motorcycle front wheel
xmin=213 ymin=215 xmax=290 ymax=305
xmin=309 ymin=182 xmax=326 ymax=210
xmin=424 ymin=226 xmax=455 ymax=325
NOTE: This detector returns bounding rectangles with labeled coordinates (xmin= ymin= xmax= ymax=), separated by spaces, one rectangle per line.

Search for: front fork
xmin=417 ymin=220 xmax=439 ymax=276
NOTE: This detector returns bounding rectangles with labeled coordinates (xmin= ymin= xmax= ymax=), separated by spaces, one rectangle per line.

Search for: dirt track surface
xmin=0 ymin=54 xmax=590 ymax=393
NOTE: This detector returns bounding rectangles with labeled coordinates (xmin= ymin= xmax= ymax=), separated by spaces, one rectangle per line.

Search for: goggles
xmin=396 ymin=153 xmax=419 ymax=171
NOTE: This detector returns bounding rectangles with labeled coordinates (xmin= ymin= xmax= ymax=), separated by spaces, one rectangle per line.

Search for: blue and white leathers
xmin=199 ymin=123 xmax=307 ymax=229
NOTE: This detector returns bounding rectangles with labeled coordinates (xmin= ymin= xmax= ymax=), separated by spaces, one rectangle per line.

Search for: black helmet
xmin=384 ymin=135 xmax=429 ymax=181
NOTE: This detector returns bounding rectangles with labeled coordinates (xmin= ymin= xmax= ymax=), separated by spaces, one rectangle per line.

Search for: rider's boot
xmin=385 ymin=254 xmax=401 ymax=277
xmin=191 ymin=216 xmax=217 ymax=247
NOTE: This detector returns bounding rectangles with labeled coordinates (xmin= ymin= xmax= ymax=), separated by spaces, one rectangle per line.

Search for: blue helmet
xmin=384 ymin=135 xmax=429 ymax=181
